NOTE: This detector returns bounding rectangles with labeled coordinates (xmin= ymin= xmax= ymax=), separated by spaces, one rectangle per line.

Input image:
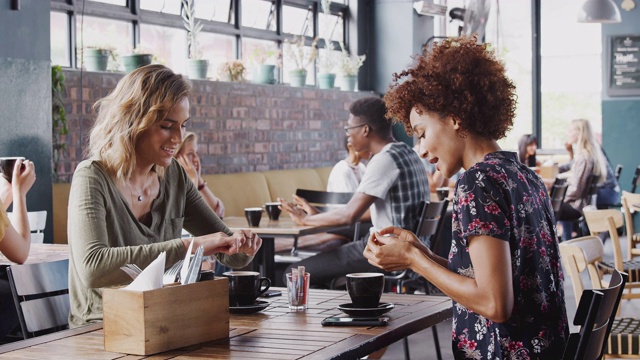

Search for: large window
xmin=51 ymin=0 xmax=350 ymax=84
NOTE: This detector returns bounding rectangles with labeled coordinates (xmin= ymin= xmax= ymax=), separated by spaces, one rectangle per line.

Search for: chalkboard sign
xmin=607 ymin=35 xmax=640 ymax=97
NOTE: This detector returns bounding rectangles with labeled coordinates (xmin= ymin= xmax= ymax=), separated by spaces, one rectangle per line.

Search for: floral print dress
xmin=449 ymin=151 xmax=569 ymax=359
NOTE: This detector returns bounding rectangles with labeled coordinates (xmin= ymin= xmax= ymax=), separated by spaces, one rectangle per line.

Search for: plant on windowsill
xmin=317 ymin=0 xmax=339 ymax=89
xmin=182 ymin=0 xmax=208 ymax=79
xmin=337 ymin=42 xmax=366 ymax=91
xmin=82 ymin=45 xmax=118 ymax=72
xmin=217 ymin=60 xmax=246 ymax=82
xmin=121 ymin=45 xmax=154 ymax=73
xmin=51 ymin=65 xmax=68 ymax=183
xmin=248 ymin=45 xmax=282 ymax=85
xmin=283 ymin=35 xmax=319 ymax=87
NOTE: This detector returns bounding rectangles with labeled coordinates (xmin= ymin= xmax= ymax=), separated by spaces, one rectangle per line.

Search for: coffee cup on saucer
xmin=223 ymin=271 xmax=271 ymax=307
xmin=346 ymin=272 xmax=384 ymax=308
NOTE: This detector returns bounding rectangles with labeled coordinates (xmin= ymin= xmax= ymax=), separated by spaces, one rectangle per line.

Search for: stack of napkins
xmin=123 ymin=252 xmax=166 ymax=291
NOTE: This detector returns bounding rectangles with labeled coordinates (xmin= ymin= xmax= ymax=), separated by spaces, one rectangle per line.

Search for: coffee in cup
xmin=264 ymin=202 xmax=281 ymax=220
xmin=436 ymin=187 xmax=450 ymax=201
xmin=223 ymin=271 xmax=271 ymax=306
xmin=0 ymin=157 xmax=25 ymax=183
xmin=346 ymin=272 xmax=384 ymax=308
xmin=244 ymin=207 xmax=264 ymax=227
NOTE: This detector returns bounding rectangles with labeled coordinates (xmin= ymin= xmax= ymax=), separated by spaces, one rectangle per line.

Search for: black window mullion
xmin=69 ymin=11 xmax=77 ymax=68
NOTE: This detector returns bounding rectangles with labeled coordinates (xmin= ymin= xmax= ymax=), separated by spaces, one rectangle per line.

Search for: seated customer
xmin=517 ymin=134 xmax=541 ymax=168
xmin=176 ymin=131 xmax=225 ymax=218
xmin=557 ymin=119 xmax=608 ymax=240
xmin=0 ymin=158 xmax=36 ymax=339
xmin=279 ymin=97 xmax=429 ymax=288
xmin=67 ymin=65 xmax=261 ymax=327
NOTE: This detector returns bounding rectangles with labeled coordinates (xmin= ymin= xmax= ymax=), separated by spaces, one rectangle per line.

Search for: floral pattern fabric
xmin=449 ymin=151 xmax=569 ymax=359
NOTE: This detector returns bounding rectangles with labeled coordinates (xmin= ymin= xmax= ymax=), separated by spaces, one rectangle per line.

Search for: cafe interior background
xmin=0 ymin=0 xmax=639 ymax=245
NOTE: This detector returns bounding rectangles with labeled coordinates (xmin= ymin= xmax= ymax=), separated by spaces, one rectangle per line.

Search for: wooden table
xmin=224 ymin=216 xmax=352 ymax=281
xmin=0 ymin=288 xmax=452 ymax=359
xmin=0 ymin=243 xmax=68 ymax=266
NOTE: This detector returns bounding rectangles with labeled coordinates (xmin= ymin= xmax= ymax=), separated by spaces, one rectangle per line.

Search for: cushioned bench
xmin=51 ymin=167 xmax=333 ymax=244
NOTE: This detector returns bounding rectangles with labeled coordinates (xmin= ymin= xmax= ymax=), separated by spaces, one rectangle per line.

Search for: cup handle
xmin=257 ymin=277 xmax=271 ymax=297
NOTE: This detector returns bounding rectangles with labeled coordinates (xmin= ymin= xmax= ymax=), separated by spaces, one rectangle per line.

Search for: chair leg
xmin=402 ymin=336 xmax=411 ymax=360
xmin=432 ymin=325 xmax=443 ymax=360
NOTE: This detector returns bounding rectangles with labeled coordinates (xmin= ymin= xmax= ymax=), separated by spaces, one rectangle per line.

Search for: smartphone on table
xmin=321 ymin=316 xmax=389 ymax=327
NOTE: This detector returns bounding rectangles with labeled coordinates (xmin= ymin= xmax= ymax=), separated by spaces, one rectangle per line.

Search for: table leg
xmin=254 ymin=237 xmax=275 ymax=281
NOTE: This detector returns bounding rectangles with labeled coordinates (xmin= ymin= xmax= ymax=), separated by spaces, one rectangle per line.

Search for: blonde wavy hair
xmin=88 ymin=64 xmax=191 ymax=183
xmin=571 ymin=118 xmax=607 ymax=184
xmin=176 ymin=131 xmax=198 ymax=156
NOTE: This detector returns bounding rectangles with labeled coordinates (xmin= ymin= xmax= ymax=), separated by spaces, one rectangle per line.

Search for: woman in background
xmin=0 ymin=159 xmax=35 ymax=339
xmin=67 ymin=65 xmax=260 ymax=327
xmin=176 ymin=132 xmax=225 ymax=218
xmin=557 ymin=119 xmax=609 ymax=239
xmin=517 ymin=134 xmax=541 ymax=167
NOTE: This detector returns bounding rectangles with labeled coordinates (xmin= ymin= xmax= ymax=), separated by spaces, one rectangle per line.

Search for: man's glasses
xmin=344 ymin=123 xmax=366 ymax=135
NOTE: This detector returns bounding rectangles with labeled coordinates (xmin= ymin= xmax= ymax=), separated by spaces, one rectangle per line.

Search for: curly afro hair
xmin=384 ymin=36 xmax=517 ymax=140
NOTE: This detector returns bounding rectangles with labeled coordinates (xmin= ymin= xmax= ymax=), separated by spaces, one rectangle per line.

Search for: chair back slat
xmin=632 ymin=166 xmax=640 ymax=193
xmin=7 ymin=259 xmax=70 ymax=338
xmin=550 ymin=183 xmax=568 ymax=219
xmin=614 ymin=164 xmax=623 ymax=181
xmin=295 ymin=189 xmax=354 ymax=205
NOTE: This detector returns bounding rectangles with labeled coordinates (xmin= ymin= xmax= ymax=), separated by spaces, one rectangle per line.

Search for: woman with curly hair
xmin=364 ymin=36 xmax=568 ymax=358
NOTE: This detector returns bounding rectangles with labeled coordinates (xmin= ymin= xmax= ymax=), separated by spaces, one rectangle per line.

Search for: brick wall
xmin=57 ymin=69 xmax=376 ymax=182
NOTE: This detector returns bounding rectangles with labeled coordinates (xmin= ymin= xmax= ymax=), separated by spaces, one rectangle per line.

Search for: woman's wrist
xmin=198 ymin=181 xmax=207 ymax=191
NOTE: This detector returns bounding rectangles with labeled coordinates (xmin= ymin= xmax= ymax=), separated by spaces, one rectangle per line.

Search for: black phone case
xmin=321 ymin=316 xmax=389 ymax=326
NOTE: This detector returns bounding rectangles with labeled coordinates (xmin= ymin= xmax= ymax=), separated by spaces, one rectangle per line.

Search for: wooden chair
xmin=562 ymin=270 xmax=626 ymax=360
xmin=615 ymin=164 xmax=623 ymax=182
xmin=8 ymin=210 xmax=47 ymax=244
xmin=631 ymin=166 xmax=640 ymax=193
xmin=582 ymin=209 xmax=640 ymax=302
xmin=559 ymin=236 xmax=640 ymax=358
xmin=621 ymin=191 xmax=640 ymax=260
xmin=7 ymin=259 xmax=70 ymax=338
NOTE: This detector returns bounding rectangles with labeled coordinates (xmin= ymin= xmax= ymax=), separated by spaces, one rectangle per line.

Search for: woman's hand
xmin=363 ymin=226 xmax=424 ymax=272
xmin=235 ymin=230 xmax=262 ymax=257
xmin=177 ymin=154 xmax=199 ymax=185
xmin=277 ymin=197 xmax=308 ymax=225
xmin=188 ymin=232 xmax=242 ymax=256
xmin=12 ymin=159 xmax=36 ymax=198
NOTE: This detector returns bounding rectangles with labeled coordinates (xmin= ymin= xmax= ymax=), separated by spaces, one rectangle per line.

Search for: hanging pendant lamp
xmin=577 ymin=0 xmax=622 ymax=23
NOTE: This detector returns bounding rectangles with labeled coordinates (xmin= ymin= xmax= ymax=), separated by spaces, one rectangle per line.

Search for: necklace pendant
xmin=137 ymin=195 xmax=143 ymax=202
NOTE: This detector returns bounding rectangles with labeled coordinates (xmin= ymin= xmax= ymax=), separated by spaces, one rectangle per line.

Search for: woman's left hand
xmin=277 ymin=197 xmax=308 ymax=225
xmin=235 ymin=230 xmax=262 ymax=257
xmin=363 ymin=227 xmax=422 ymax=272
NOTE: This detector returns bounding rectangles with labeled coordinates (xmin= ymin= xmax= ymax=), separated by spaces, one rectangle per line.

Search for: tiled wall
xmin=56 ymin=69 xmax=375 ymax=182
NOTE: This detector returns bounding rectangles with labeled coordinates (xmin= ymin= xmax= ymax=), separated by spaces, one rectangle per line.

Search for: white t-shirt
xmin=327 ymin=159 xmax=366 ymax=193
xmin=356 ymin=143 xmax=400 ymax=232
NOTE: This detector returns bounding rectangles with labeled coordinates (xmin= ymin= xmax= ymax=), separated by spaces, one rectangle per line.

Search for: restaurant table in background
xmin=0 ymin=288 xmax=452 ymax=359
xmin=225 ymin=216 xmax=352 ymax=282
xmin=0 ymin=243 xmax=68 ymax=266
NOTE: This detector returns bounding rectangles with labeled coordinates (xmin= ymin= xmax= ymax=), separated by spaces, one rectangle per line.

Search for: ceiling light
xmin=577 ymin=0 xmax=622 ymax=23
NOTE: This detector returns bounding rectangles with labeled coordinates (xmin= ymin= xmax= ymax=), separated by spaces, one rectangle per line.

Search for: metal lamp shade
xmin=577 ymin=0 xmax=621 ymax=23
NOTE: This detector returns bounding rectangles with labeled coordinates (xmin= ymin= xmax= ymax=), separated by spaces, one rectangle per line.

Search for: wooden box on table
xmin=102 ymin=277 xmax=229 ymax=355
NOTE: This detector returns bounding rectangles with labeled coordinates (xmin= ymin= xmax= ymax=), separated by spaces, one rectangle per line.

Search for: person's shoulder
xmin=72 ymin=159 xmax=109 ymax=181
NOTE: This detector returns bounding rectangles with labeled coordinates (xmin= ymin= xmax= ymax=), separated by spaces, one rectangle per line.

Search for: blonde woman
xmin=176 ymin=132 xmax=225 ymax=218
xmin=67 ymin=65 xmax=261 ymax=327
xmin=557 ymin=119 xmax=610 ymax=239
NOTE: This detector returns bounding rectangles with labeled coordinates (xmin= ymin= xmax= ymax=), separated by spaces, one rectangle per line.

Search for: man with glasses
xmin=279 ymin=96 xmax=429 ymax=288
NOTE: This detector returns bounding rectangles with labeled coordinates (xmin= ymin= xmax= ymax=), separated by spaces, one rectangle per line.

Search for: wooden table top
xmin=0 ymin=243 xmax=69 ymax=266
xmin=224 ymin=216 xmax=352 ymax=237
xmin=0 ymin=288 xmax=452 ymax=359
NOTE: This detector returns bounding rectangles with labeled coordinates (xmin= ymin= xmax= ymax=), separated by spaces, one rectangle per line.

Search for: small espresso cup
xmin=264 ymin=202 xmax=282 ymax=220
xmin=346 ymin=272 xmax=384 ymax=308
xmin=0 ymin=157 xmax=25 ymax=183
xmin=244 ymin=207 xmax=264 ymax=227
xmin=223 ymin=271 xmax=271 ymax=306
xmin=436 ymin=187 xmax=450 ymax=201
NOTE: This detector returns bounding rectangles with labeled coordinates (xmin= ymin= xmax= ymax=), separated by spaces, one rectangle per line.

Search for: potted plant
xmin=283 ymin=35 xmax=318 ymax=87
xmin=317 ymin=1 xmax=339 ymax=89
xmin=217 ymin=60 xmax=246 ymax=82
xmin=83 ymin=45 xmax=117 ymax=72
xmin=51 ymin=65 xmax=68 ymax=182
xmin=182 ymin=0 xmax=208 ymax=79
xmin=248 ymin=45 xmax=282 ymax=85
xmin=337 ymin=42 xmax=366 ymax=91
xmin=121 ymin=45 xmax=154 ymax=73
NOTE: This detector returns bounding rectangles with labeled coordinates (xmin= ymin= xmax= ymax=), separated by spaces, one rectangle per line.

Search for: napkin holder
xmin=103 ymin=277 xmax=229 ymax=355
